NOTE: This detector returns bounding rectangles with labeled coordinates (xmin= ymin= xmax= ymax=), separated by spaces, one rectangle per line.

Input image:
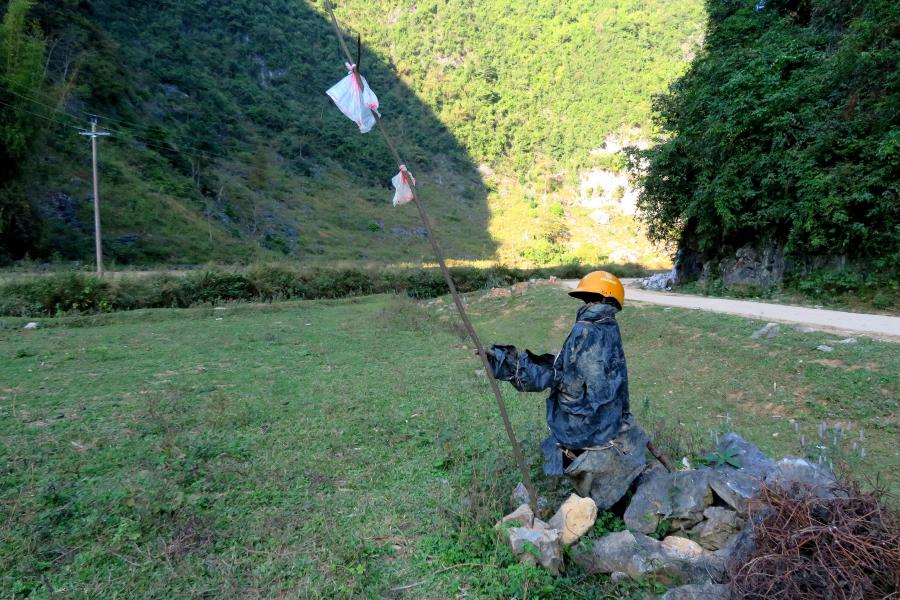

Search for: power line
xmin=0 ymin=74 xmax=224 ymax=147
xmin=98 ymin=122 xmax=232 ymax=160
xmin=0 ymin=98 xmax=82 ymax=131
xmin=0 ymin=89 xmax=231 ymax=161
xmin=0 ymin=82 xmax=80 ymax=122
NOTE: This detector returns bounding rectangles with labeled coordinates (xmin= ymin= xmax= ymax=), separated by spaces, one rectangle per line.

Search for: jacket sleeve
xmin=488 ymin=344 xmax=561 ymax=392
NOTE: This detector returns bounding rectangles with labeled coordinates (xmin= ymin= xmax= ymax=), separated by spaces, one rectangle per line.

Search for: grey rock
xmin=766 ymin=456 xmax=840 ymax=498
xmin=765 ymin=326 xmax=780 ymax=338
xmin=46 ymin=193 xmax=82 ymax=228
xmin=658 ymin=581 xmax=730 ymax=600
xmin=705 ymin=434 xmax=776 ymax=511
xmin=495 ymin=504 xmax=534 ymax=530
xmin=829 ymin=338 xmax=857 ymax=344
xmin=625 ymin=470 xmax=713 ymax=534
xmin=610 ymin=571 xmax=630 ymax=582
xmin=792 ymin=326 xmax=817 ymax=333
xmin=565 ymin=415 xmax=649 ymax=511
xmin=692 ymin=507 xmax=745 ymax=551
xmin=750 ymin=322 xmax=778 ymax=339
xmin=718 ymin=507 xmax=767 ymax=563
xmin=677 ymin=239 xmax=853 ymax=289
xmin=717 ymin=433 xmax=777 ymax=476
xmin=674 ymin=246 xmax=707 ymax=286
xmin=24 ymin=322 xmax=38 ymax=329
xmin=708 ymin=469 xmax=764 ymax=512
xmin=112 ymin=234 xmax=142 ymax=244
xmin=635 ymin=462 xmax=670 ymax=489
xmin=573 ymin=530 xmax=725 ymax=584
xmin=817 ymin=345 xmax=834 ymax=352
xmin=719 ymin=242 xmax=788 ymax=288
xmin=506 ymin=526 xmax=564 ymax=576
xmin=511 ymin=482 xmax=548 ymax=510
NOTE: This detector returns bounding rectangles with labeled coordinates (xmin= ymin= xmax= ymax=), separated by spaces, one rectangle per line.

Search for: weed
xmin=695 ymin=448 xmax=741 ymax=468
xmin=872 ymin=293 xmax=894 ymax=309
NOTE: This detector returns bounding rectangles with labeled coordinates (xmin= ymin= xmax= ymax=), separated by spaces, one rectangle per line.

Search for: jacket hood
xmin=576 ymin=302 xmax=619 ymax=322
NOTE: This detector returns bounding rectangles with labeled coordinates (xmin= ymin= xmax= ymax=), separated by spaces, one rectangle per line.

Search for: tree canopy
xmin=628 ymin=0 xmax=900 ymax=266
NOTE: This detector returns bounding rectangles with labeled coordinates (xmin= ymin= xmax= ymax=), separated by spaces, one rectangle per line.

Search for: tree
xmin=0 ymin=0 xmax=48 ymax=260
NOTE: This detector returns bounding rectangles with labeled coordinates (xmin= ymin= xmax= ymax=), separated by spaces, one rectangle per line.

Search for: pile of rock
xmin=638 ymin=269 xmax=676 ymax=291
xmin=495 ymin=433 xmax=838 ymax=598
xmin=496 ymin=494 xmax=598 ymax=576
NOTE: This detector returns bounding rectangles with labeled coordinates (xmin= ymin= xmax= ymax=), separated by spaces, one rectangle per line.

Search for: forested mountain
xmin=629 ymin=0 xmax=900 ymax=278
xmin=0 ymin=0 xmax=704 ymax=266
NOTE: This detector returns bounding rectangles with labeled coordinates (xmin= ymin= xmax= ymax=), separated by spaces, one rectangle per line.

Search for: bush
xmin=405 ymin=270 xmax=448 ymax=298
xmin=0 ymin=263 xmax=651 ymax=317
xmin=519 ymin=241 xmax=574 ymax=266
xmin=188 ymin=273 xmax=255 ymax=302
xmin=791 ymin=270 xmax=863 ymax=298
xmin=872 ymin=294 xmax=894 ymax=309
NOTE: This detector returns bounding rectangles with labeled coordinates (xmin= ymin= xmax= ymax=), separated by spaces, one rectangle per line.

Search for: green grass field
xmin=1 ymin=286 xmax=898 ymax=598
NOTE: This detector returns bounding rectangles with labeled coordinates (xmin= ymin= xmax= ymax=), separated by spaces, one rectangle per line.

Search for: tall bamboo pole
xmin=323 ymin=0 xmax=539 ymax=511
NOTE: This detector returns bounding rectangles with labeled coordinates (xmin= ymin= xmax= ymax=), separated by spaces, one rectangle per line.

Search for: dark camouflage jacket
xmin=488 ymin=302 xmax=630 ymax=475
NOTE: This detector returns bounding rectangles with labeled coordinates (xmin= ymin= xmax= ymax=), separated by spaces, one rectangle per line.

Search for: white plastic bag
xmin=392 ymin=165 xmax=416 ymax=206
xmin=326 ymin=63 xmax=381 ymax=134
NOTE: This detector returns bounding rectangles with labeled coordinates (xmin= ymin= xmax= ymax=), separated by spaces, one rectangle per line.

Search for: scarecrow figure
xmin=475 ymin=272 xmax=630 ymax=476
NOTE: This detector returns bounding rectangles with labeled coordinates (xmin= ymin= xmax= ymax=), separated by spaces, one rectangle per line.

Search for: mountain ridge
xmin=0 ymin=0 xmax=704 ymax=268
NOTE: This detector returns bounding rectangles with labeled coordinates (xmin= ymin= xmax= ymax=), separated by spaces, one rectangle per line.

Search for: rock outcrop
xmin=573 ymin=530 xmax=726 ymax=584
xmin=565 ymin=415 xmax=650 ymax=511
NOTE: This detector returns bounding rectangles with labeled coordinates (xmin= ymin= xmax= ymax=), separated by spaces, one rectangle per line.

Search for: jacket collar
xmin=576 ymin=302 xmax=619 ymax=322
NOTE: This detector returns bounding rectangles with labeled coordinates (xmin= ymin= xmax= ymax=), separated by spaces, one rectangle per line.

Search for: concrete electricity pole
xmin=79 ymin=116 xmax=110 ymax=275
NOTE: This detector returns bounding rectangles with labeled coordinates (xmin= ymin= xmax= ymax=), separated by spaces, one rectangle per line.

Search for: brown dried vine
xmin=729 ymin=479 xmax=900 ymax=600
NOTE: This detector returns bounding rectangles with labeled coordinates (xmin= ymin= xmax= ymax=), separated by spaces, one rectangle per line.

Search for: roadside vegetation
xmin=1 ymin=286 xmax=897 ymax=597
xmin=0 ymin=262 xmax=650 ymax=317
xmin=675 ymin=269 xmax=900 ymax=316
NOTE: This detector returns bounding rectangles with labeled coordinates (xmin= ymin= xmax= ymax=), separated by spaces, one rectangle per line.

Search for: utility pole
xmin=79 ymin=116 xmax=110 ymax=275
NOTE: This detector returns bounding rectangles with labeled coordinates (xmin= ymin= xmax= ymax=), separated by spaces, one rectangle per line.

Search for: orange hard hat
xmin=568 ymin=271 xmax=625 ymax=308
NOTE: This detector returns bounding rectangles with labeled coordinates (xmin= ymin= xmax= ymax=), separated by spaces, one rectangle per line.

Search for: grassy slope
xmin=16 ymin=0 xmax=703 ymax=268
xmin=4 ymin=287 xmax=894 ymax=597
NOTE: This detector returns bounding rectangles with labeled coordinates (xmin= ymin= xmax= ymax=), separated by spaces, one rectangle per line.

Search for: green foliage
xmin=344 ymin=0 xmax=705 ymax=173
xmin=872 ymin=294 xmax=894 ymax=309
xmin=628 ymin=0 xmax=900 ymax=266
xmin=548 ymin=203 xmax=565 ymax=219
xmin=0 ymin=263 xmax=651 ymax=316
xmin=0 ymin=0 xmax=48 ymax=260
xmin=520 ymin=241 xmax=575 ymax=266
xmin=593 ymin=510 xmax=627 ymax=537
xmin=696 ymin=447 xmax=741 ymax=468
xmin=792 ymin=269 xmax=864 ymax=299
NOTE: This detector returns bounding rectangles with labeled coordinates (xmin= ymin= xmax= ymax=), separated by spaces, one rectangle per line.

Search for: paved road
xmin=562 ymin=279 xmax=900 ymax=338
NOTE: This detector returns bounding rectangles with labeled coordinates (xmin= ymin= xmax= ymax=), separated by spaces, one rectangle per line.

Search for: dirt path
xmin=562 ymin=279 xmax=900 ymax=338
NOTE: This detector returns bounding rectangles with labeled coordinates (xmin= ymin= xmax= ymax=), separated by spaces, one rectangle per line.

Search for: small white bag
xmin=392 ymin=165 xmax=416 ymax=206
xmin=326 ymin=63 xmax=381 ymax=134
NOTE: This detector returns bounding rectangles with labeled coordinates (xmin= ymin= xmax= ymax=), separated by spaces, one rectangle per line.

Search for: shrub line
xmin=0 ymin=263 xmax=649 ymax=317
